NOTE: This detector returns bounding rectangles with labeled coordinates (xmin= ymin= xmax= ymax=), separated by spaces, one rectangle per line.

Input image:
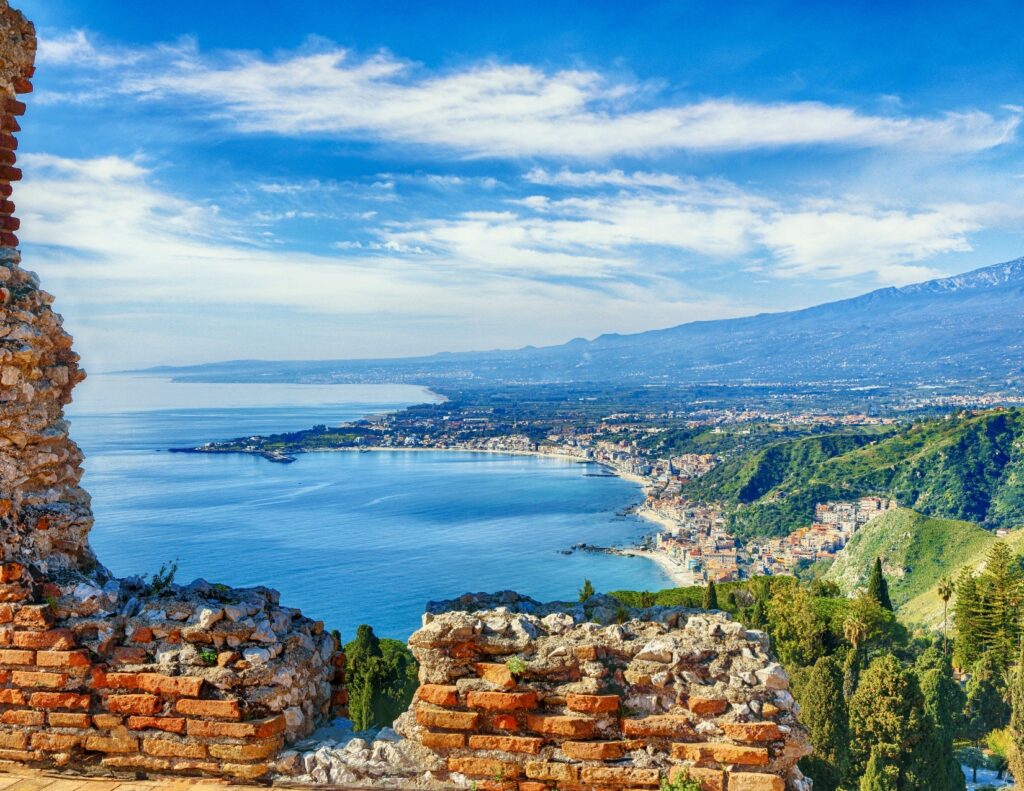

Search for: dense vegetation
xmin=612 ymin=540 xmax=1024 ymax=791
xmin=684 ymin=409 xmax=1024 ymax=538
xmin=344 ymin=625 xmax=419 ymax=731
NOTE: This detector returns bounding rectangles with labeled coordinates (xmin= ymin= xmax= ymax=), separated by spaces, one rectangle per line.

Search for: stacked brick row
xmin=0 ymin=575 xmax=346 ymax=780
xmin=395 ymin=594 xmax=811 ymax=791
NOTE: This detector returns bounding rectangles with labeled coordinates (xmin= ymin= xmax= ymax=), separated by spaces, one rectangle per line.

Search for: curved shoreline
xmin=306 ymin=446 xmax=692 ymax=586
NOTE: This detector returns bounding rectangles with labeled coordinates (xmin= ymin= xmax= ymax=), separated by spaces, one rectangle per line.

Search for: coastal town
xmin=176 ymin=394 xmax=920 ymax=586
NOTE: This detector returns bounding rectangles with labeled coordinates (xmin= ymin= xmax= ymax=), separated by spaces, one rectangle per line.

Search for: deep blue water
xmin=66 ymin=376 xmax=671 ymax=640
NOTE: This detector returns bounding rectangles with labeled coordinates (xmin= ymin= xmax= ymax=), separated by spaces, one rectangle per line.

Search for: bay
xmin=66 ymin=374 xmax=672 ymax=639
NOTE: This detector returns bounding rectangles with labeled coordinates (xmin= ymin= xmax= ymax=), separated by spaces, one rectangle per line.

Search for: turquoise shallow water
xmin=66 ymin=376 xmax=671 ymax=639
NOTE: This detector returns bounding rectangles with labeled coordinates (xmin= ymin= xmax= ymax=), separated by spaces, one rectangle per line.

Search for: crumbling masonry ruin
xmin=0 ymin=2 xmax=814 ymax=788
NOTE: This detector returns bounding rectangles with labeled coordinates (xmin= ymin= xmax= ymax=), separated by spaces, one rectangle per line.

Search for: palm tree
xmin=938 ymin=576 xmax=954 ymax=655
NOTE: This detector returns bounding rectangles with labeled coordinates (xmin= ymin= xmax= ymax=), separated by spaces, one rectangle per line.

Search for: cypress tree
xmin=868 ymin=557 xmax=893 ymax=611
xmin=703 ymin=580 xmax=718 ymax=610
xmin=344 ymin=624 xmax=419 ymax=731
xmin=796 ymin=655 xmax=849 ymax=791
xmin=1008 ymin=645 xmax=1024 ymax=785
xmin=848 ymin=655 xmax=929 ymax=784
xmin=915 ymin=649 xmax=967 ymax=791
xmin=964 ymin=651 xmax=1011 ymax=742
xmin=860 ymin=747 xmax=899 ymax=791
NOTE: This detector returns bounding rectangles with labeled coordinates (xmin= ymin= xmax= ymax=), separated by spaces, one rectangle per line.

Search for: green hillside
xmin=822 ymin=508 xmax=993 ymax=608
xmin=685 ymin=408 xmax=1024 ymax=538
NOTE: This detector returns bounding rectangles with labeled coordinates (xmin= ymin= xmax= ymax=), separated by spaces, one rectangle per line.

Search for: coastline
xmin=179 ymin=442 xmax=690 ymax=590
xmin=308 ymin=446 xmax=690 ymax=584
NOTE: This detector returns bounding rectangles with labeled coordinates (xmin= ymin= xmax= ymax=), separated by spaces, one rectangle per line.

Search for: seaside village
xmin=364 ymin=411 xmax=900 ymax=586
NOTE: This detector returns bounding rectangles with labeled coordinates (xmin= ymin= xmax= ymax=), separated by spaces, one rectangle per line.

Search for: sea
xmin=65 ymin=374 xmax=672 ymax=640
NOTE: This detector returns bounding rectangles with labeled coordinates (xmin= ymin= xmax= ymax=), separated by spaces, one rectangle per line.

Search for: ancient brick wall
xmin=391 ymin=593 xmax=811 ymax=791
xmin=0 ymin=2 xmax=346 ymax=780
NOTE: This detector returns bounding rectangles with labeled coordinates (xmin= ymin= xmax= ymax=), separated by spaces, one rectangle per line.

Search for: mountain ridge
xmin=141 ymin=255 xmax=1024 ymax=387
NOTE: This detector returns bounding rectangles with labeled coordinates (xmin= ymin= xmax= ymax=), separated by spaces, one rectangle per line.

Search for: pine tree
xmin=578 ymin=578 xmax=595 ymax=602
xmin=769 ymin=583 xmax=827 ymax=668
xmin=703 ymin=580 xmax=718 ymax=610
xmin=953 ymin=569 xmax=982 ymax=670
xmin=1007 ymin=645 xmax=1024 ymax=786
xmin=868 ymin=557 xmax=893 ymax=611
xmin=796 ymin=655 xmax=849 ymax=791
xmin=975 ymin=543 xmax=1024 ymax=671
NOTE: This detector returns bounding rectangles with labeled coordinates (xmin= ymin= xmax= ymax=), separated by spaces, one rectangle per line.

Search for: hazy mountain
xmin=146 ymin=256 xmax=1024 ymax=387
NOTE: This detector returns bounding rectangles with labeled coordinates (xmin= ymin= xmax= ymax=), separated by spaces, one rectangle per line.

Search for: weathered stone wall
xmin=0 ymin=1 xmax=346 ymax=780
xmin=394 ymin=593 xmax=811 ymax=791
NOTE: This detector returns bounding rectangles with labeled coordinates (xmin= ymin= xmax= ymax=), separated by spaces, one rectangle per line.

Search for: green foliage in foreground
xmin=345 ymin=624 xmax=419 ymax=731
xmin=684 ymin=409 xmax=1024 ymax=538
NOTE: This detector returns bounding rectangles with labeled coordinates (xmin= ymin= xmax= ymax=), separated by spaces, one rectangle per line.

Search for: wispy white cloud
xmin=36 ymin=32 xmax=1020 ymax=158
xmin=18 ymin=154 xmax=756 ymax=365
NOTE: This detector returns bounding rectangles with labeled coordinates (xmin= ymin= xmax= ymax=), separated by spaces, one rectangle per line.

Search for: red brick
xmin=728 ymin=773 xmax=785 ymax=791
xmin=562 ymin=740 xmax=632 ymax=760
xmin=137 ymin=673 xmax=203 ymax=697
xmin=48 ymin=712 xmax=91 ymax=729
xmin=108 ymin=693 xmax=161 ymax=715
xmin=721 ymin=722 xmax=783 ymax=742
xmin=112 ymin=647 xmax=149 ymax=665
xmin=468 ymin=735 xmax=544 ymax=754
xmin=0 ymin=117 xmax=21 ymax=134
xmin=143 ymin=737 xmax=207 ymax=759
xmin=0 ymin=648 xmax=33 ymax=664
xmin=31 ymin=732 xmax=81 ymax=752
xmin=185 ymin=714 xmax=285 ymax=739
xmin=566 ymin=693 xmax=619 ymax=713
xmin=12 ymin=670 xmax=67 ymax=688
xmin=13 ymin=629 xmax=75 ymax=649
xmin=519 ymin=783 xmax=548 ymax=791
xmin=1 ymin=709 xmax=42 ymax=726
xmin=127 ymin=716 xmax=186 ymax=734
xmin=467 ymin=691 xmax=537 ymax=711
xmin=622 ymin=715 xmax=695 ymax=738
xmin=689 ymin=697 xmax=730 ymax=716
xmin=131 ymin=627 xmax=154 ymax=643
xmin=525 ymin=762 xmax=579 ymax=785
xmin=492 ymin=714 xmax=519 ymax=730
xmin=0 ymin=731 xmax=28 ymax=750
xmin=415 ymin=707 xmax=481 ymax=731
xmin=0 ymin=565 xmax=22 ymax=584
xmin=476 ymin=662 xmax=516 ymax=689
xmin=417 ymin=684 xmax=459 ymax=707
xmin=421 ymin=732 xmax=466 ymax=750
xmin=0 ymin=689 xmax=25 ymax=705
xmin=84 ymin=734 xmax=138 ymax=754
xmin=0 ymin=604 xmax=12 ymax=623
xmin=581 ymin=766 xmax=660 ymax=786
xmin=671 ymin=743 xmax=770 ymax=766
xmin=525 ymin=714 xmax=595 ymax=738
xmin=36 ymin=650 xmax=90 ymax=668
xmin=29 ymin=691 xmax=89 ymax=710
xmin=208 ymin=738 xmax=283 ymax=761
xmin=0 ymin=154 xmax=16 ymax=169
xmin=0 ymin=166 xmax=21 ymax=183
xmin=92 ymin=714 xmax=123 ymax=729
xmin=220 ymin=763 xmax=270 ymax=781
xmin=4 ymin=100 xmax=26 ymax=116
xmin=174 ymin=698 xmax=240 ymax=720
xmin=449 ymin=757 xmax=521 ymax=779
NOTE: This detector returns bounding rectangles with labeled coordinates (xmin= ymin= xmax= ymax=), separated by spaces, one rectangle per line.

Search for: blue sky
xmin=13 ymin=0 xmax=1024 ymax=370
